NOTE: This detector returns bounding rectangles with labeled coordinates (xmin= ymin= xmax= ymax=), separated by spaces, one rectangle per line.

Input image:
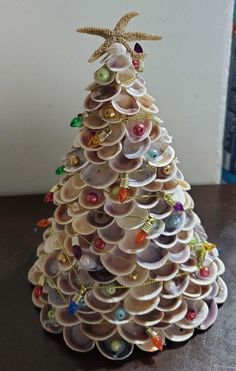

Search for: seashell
xmin=137 ymin=94 xmax=159 ymax=113
xmin=85 ymin=290 xmax=118 ymax=313
xmin=190 ymin=258 xmax=218 ymax=286
xmin=136 ymin=242 xmax=168 ymax=270
xmin=134 ymin=308 xmax=164 ymax=327
xmin=84 ymin=113 xmax=107 ymax=129
xmin=130 ymin=280 xmax=163 ymax=301
xmin=63 ymin=324 xmax=95 ymax=352
xmin=80 ymin=163 xmax=119 ymax=189
xmin=149 ymin=120 xmax=161 ymax=142
xmin=145 ymin=142 xmax=175 ymax=168
xmin=183 ymin=281 xmax=202 ymax=299
xmin=198 ymin=300 xmax=218 ymax=330
xmin=94 ymin=65 xmax=115 ymax=86
xmin=84 ymin=93 xmax=103 ymax=111
xmin=162 ymin=180 xmax=179 ymax=193
xmin=32 ymin=290 xmax=47 ymax=308
xmin=98 ymin=221 xmax=126 ymax=243
xmin=125 ymin=79 xmax=147 ymax=97
xmin=116 ymin=66 xmax=136 ymax=86
xmin=116 ymin=206 xmax=148 ymax=230
xmin=88 ymin=266 xmax=116 ymax=283
xmin=81 ymin=322 xmax=116 ymax=341
xmin=106 ymin=53 xmax=132 ymax=71
xmin=162 ymin=300 xmax=188 ymax=323
xmin=214 ymin=277 xmax=228 ymax=304
xmin=118 ymin=229 xmax=149 ymax=254
xmin=57 ymin=274 xmax=76 ymax=295
xmin=55 ymin=307 xmax=81 ymax=327
xmin=214 ymin=257 xmax=225 ymax=275
xmin=128 ymin=162 xmax=156 ymax=187
xmin=179 ymin=257 xmax=198 ymax=273
xmin=104 ymin=199 xmax=135 ymax=217
xmin=182 ymin=210 xmax=197 ymax=231
xmin=69 ymin=268 xmax=94 ymax=292
xmin=72 ymin=214 xmax=96 ymax=235
xmin=93 ymin=282 xmax=130 ymax=303
xmin=176 ymin=300 xmax=209 ymax=329
xmin=44 ymin=234 xmax=62 ymax=254
xmin=163 ymin=212 xmax=186 ymax=236
xmin=47 ymin=287 xmax=68 ymax=308
xmin=177 ymin=229 xmax=193 ymax=244
xmin=150 ymin=199 xmax=173 ymax=220
xmin=100 ymin=247 xmax=135 ymax=276
xmin=28 ymin=266 xmax=42 ymax=285
xmin=162 ymin=324 xmax=194 ymax=342
xmin=84 ymin=150 xmax=106 ymax=164
xmin=136 ymin=189 xmax=159 ymax=209
xmin=118 ymin=322 xmax=149 ymax=344
xmin=109 ymin=150 xmax=143 ymax=173
xmin=161 ymin=275 xmax=190 ymax=299
xmin=168 ymin=243 xmax=190 ymax=264
xmin=124 ymin=295 xmax=160 ymax=315
xmin=91 ymin=84 xmax=121 ymax=102
xmin=112 ymin=92 xmax=140 ymax=115
xmin=59 ymin=178 xmax=80 ymax=203
xmin=101 ymin=122 xmax=126 ymax=146
xmin=96 ymin=333 xmax=134 ymax=360
xmin=99 ymin=104 xmax=126 ymax=123
xmin=76 ymin=127 xmax=103 ymax=151
xmin=160 ymin=127 xmax=172 ymax=143
xmin=77 ymin=311 xmax=103 ymax=324
xmin=54 ymin=204 xmax=73 ymax=225
xmin=117 ymin=265 xmax=149 ymax=288
xmin=196 ymin=285 xmax=214 ymax=301
xmin=150 ymin=262 xmax=179 ymax=282
xmin=155 ymin=162 xmax=177 ymax=183
xmin=102 ymin=307 xmax=133 ymax=325
xmin=205 ymin=281 xmax=218 ymax=300
xmin=154 ymin=234 xmax=178 ymax=249
xmin=79 ymin=187 xmax=105 ymax=210
xmin=97 ymin=142 xmax=122 ymax=160
xmin=40 ymin=304 xmax=63 ymax=334
xmin=87 ymin=208 xmax=114 ymax=229
xmin=63 ymin=147 xmax=88 ymax=173
xmin=107 ymin=43 xmax=127 ymax=55
xmin=125 ymin=119 xmax=152 ymax=143
xmin=123 ymin=137 xmax=151 ymax=159
xmin=71 ymin=172 xmax=86 ymax=190
xmin=44 ymin=251 xmax=60 ymax=278
xmin=156 ymin=296 xmax=182 ymax=312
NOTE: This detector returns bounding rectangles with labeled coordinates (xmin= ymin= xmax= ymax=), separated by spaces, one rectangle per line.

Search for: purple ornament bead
xmin=174 ymin=202 xmax=184 ymax=212
xmin=73 ymin=244 xmax=82 ymax=260
xmin=134 ymin=43 xmax=143 ymax=53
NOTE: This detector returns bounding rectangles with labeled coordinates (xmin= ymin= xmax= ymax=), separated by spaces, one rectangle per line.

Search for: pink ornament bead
xmin=133 ymin=123 xmax=145 ymax=137
xmin=95 ymin=238 xmax=106 ymax=250
xmin=185 ymin=310 xmax=197 ymax=321
xmin=132 ymin=60 xmax=140 ymax=69
xmin=199 ymin=266 xmax=210 ymax=277
xmin=86 ymin=191 xmax=98 ymax=204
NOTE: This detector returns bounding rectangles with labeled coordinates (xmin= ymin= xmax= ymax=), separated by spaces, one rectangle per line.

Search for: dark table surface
xmin=0 ymin=185 xmax=236 ymax=371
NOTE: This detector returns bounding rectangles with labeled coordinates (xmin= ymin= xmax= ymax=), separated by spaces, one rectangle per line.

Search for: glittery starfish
xmin=77 ymin=11 xmax=161 ymax=63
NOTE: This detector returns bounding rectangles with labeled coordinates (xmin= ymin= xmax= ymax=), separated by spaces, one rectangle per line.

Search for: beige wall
xmin=0 ymin=0 xmax=233 ymax=195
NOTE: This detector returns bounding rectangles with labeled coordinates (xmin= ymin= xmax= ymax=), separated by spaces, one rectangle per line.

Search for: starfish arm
xmin=88 ymin=39 xmax=112 ymax=63
xmin=124 ymin=31 xmax=162 ymax=41
xmin=77 ymin=27 xmax=111 ymax=38
xmin=114 ymin=11 xmax=140 ymax=32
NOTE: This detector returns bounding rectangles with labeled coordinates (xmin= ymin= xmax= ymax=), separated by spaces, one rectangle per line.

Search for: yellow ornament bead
xmin=58 ymin=254 xmax=67 ymax=264
xmin=68 ymin=155 xmax=80 ymax=166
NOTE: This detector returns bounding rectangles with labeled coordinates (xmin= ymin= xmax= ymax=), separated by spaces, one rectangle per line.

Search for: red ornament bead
xmin=185 ymin=310 xmax=197 ymax=321
xmin=34 ymin=285 xmax=43 ymax=298
xmin=44 ymin=192 xmax=54 ymax=203
xmin=37 ymin=218 xmax=50 ymax=228
xmin=133 ymin=123 xmax=145 ymax=137
xmin=151 ymin=336 xmax=163 ymax=351
xmin=86 ymin=191 xmax=98 ymax=204
xmin=132 ymin=60 xmax=140 ymax=69
xmin=199 ymin=266 xmax=210 ymax=277
xmin=117 ymin=187 xmax=128 ymax=203
xmin=95 ymin=238 xmax=106 ymax=250
xmin=135 ymin=230 xmax=147 ymax=245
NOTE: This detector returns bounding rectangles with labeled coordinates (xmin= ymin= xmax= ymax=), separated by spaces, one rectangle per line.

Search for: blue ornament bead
xmin=68 ymin=301 xmax=79 ymax=315
xmin=147 ymin=148 xmax=160 ymax=160
xmin=113 ymin=307 xmax=126 ymax=321
xmin=165 ymin=214 xmax=181 ymax=230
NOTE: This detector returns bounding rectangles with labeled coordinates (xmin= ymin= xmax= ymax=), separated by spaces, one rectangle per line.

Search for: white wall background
xmin=0 ymin=0 xmax=234 ymax=195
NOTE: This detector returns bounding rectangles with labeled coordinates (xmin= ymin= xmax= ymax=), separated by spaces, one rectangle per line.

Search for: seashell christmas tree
xmin=28 ymin=11 xmax=228 ymax=361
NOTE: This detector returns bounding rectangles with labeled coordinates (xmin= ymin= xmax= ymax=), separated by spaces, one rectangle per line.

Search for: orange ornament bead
xmin=37 ymin=219 xmax=50 ymax=228
xmin=117 ymin=187 xmax=128 ymax=203
xmin=135 ymin=229 xmax=147 ymax=245
xmin=151 ymin=336 xmax=163 ymax=351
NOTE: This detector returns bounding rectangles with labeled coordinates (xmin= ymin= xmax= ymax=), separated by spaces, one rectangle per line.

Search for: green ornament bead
xmin=111 ymin=185 xmax=120 ymax=198
xmin=55 ymin=166 xmax=65 ymax=175
xmin=102 ymin=284 xmax=116 ymax=297
xmin=110 ymin=339 xmax=123 ymax=353
xmin=70 ymin=115 xmax=84 ymax=128
xmin=47 ymin=309 xmax=55 ymax=320
xmin=96 ymin=67 xmax=110 ymax=83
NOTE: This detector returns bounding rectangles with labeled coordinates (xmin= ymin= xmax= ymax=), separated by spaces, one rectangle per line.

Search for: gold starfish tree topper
xmin=77 ymin=11 xmax=161 ymax=63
